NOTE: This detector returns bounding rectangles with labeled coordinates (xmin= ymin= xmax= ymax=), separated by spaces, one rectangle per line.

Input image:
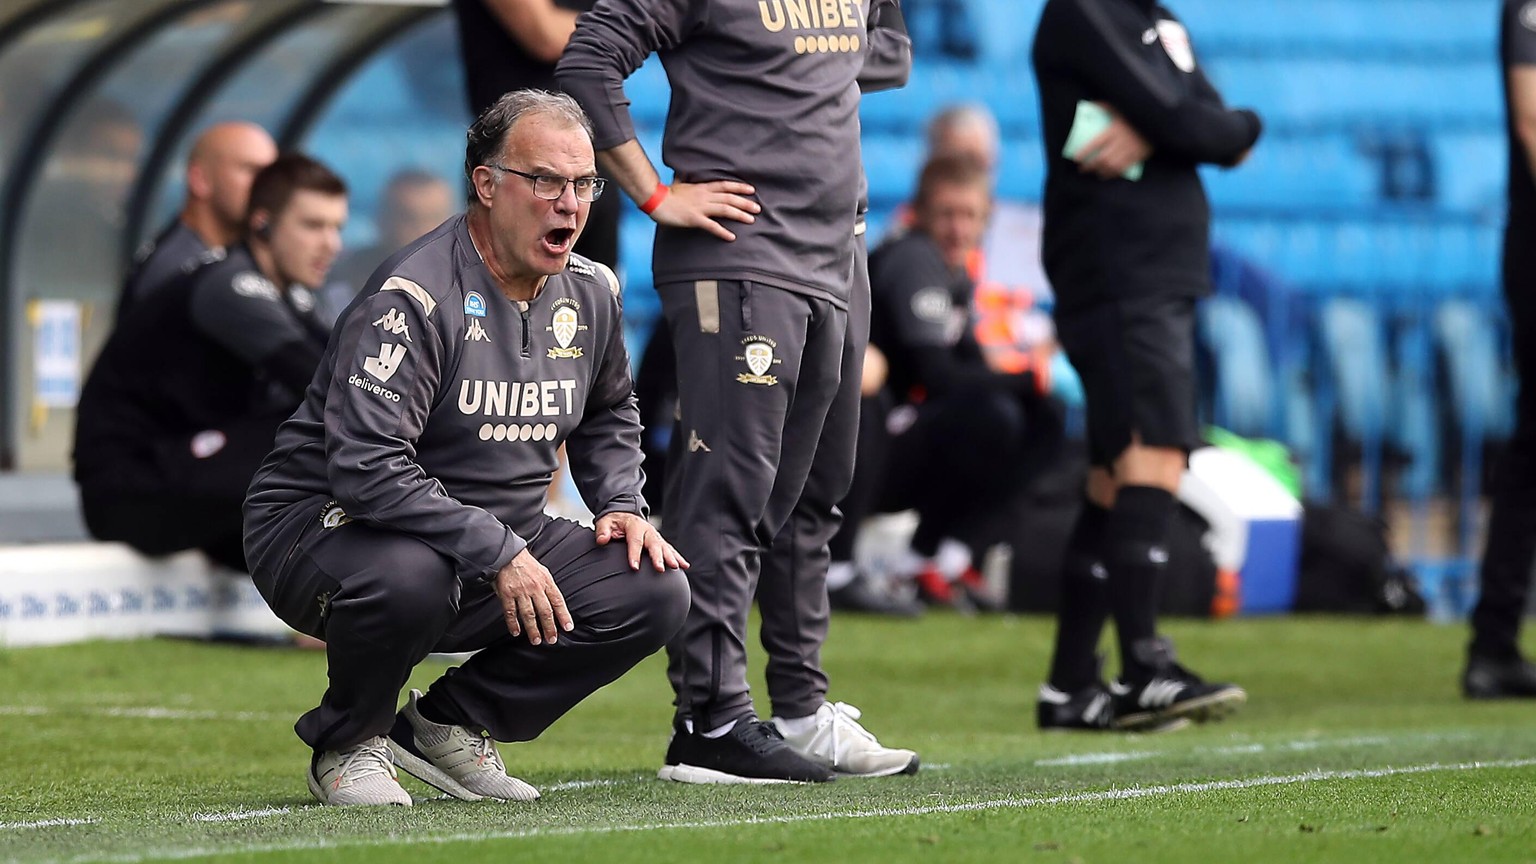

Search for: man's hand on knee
xmin=594 ymin=511 xmax=690 ymax=572
xmin=496 ymin=549 xmax=573 ymax=646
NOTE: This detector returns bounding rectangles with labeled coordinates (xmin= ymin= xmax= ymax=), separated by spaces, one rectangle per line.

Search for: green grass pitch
xmin=3 ymin=614 xmax=1534 ymax=863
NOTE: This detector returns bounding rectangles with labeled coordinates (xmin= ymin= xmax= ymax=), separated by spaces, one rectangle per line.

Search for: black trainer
xmin=1463 ymin=654 xmax=1536 ymax=699
xmin=1037 ymin=681 xmax=1115 ymax=730
xmin=829 ymin=572 xmax=925 ymax=618
xmin=658 ymin=719 xmax=835 ymax=784
xmin=1111 ymin=664 xmax=1246 ymax=731
xmin=1038 ymin=680 xmax=1191 ymax=733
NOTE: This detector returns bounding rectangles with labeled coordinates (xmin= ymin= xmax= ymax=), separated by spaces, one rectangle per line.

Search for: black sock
xmin=1103 ymin=485 xmax=1176 ymax=683
xmin=415 ymin=690 xmax=465 ymax=727
xmin=1048 ymin=498 xmax=1110 ymax=692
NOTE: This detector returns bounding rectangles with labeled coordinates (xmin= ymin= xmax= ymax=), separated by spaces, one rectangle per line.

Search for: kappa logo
xmin=318 ymin=501 xmax=352 ymax=529
xmin=466 ymin=318 xmax=490 ymax=342
xmin=363 ymin=342 xmax=407 ymax=383
xmin=546 ymin=297 xmax=587 ymax=359
xmin=735 ymin=335 xmax=781 ymax=386
xmin=688 ymin=429 xmax=711 ymax=453
xmin=464 ymin=291 xmax=487 ymax=318
xmin=372 ymin=307 xmax=412 ymax=342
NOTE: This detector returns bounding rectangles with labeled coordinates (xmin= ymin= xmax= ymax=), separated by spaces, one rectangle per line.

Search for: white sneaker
xmin=386 ymin=689 xmax=539 ymax=802
xmin=772 ymin=702 xmax=920 ymax=777
xmin=307 ymin=736 xmax=413 ymax=806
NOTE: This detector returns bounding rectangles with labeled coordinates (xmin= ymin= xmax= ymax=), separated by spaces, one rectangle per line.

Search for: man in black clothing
xmin=1463 ymin=0 xmax=1536 ymax=699
xmin=831 ymin=156 xmax=1060 ymax=615
xmin=453 ymin=0 xmax=619 ymax=270
xmin=118 ymin=122 xmax=277 ymax=322
xmin=1032 ymin=0 xmax=1259 ymax=731
xmin=74 ymin=154 xmax=345 ymax=571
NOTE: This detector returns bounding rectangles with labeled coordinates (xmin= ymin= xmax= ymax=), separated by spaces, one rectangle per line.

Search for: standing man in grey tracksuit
xmin=558 ymin=0 xmax=918 ymax=784
xmin=243 ymin=90 xmax=690 ymax=807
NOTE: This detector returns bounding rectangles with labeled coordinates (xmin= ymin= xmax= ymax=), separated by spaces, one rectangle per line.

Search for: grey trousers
xmin=661 ymin=261 xmax=868 ymax=729
xmin=252 ymin=509 xmax=690 ymax=752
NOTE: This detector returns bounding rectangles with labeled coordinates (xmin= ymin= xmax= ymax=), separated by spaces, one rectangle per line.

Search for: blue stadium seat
xmin=1435 ymin=130 xmax=1506 ymax=212
xmin=1197 ymin=294 xmax=1274 ymax=438
xmin=1310 ymin=296 xmax=1390 ymax=510
xmin=1178 ymin=0 xmax=1492 ymax=58
xmin=1434 ymin=298 xmax=1514 ymax=552
xmin=1204 ymin=132 xmax=1376 ymax=209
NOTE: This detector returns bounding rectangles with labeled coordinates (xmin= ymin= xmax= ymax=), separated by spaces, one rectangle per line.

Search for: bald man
xmin=926 ymin=104 xmax=1000 ymax=174
xmin=117 ymin=121 xmax=277 ymax=323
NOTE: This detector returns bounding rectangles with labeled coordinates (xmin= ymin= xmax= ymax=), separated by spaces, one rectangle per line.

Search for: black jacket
xmin=1033 ymin=0 xmax=1261 ymax=313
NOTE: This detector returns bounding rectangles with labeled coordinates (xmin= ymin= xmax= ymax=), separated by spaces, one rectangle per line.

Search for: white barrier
xmin=0 ymin=544 xmax=290 ymax=647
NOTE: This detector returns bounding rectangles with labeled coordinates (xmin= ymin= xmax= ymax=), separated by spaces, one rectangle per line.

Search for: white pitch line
xmin=192 ymin=808 xmax=291 ymax=823
xmin=42 ymin=758 xmax=1536 ymax=864
xmin=1 ymin=818 xmax=99 ymax=831
xmin=545 ymin=778 xmax=629 ymax=791
xmin=1032 ymin=732 xmax=1456 ymax=768
xmin=1034 ymin=751 xmax=1156 ymax=766
xmin=0 ymin=705 xmax=281 ymax=722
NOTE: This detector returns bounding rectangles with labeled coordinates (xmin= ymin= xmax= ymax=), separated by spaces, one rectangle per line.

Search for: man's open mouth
xmin=542 ymin=227 xmax=576 ymax=254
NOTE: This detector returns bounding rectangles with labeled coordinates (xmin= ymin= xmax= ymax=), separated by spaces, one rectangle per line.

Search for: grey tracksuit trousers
xmin=253 ymin=509 xmax=689 ymax=752
xmin=662 ymin=243 xmax=869 ymax=730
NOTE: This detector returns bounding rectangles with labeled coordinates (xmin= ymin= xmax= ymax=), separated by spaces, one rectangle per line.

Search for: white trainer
xmin=772 ymin=701 xmax=920 ymax=777
xmin=307 ymin=736 xmax=413 ymax=806
xmin=386 ymin=689 xmax=540 ymax=802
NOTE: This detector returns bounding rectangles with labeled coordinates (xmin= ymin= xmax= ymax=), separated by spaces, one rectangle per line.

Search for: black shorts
xmin=1055 ymin=295 xmax=1199 ymax=468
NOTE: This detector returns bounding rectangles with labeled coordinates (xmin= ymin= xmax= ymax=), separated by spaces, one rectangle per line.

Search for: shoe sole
xmin=1043 ymin=716 xmax=1191 ymax=734
xmin=658 ymin=763 xmax=826 ymax=784
xmin=306 ymin=769 xmax=412 ymax=807
xmin=385 ymin=737 xmax=489 ymax=801
xmin=834 ymin=753 xmax=921 ymax=778
xmin=1114 ymin=687 xmax=1247 ymax=731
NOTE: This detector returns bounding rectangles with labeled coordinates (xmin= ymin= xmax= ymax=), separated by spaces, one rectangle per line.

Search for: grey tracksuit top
xmin=558 ymin=0 xmax=908 ymax=307
xmin=244 ymin=215 xmax=646 ymax=581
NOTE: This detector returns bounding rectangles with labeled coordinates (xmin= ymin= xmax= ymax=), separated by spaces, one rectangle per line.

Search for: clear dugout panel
xmin=0 ymin=0 xmax=180 ymax=471
xmin=298 ymin=12 xmax=469 ymax=255
xmin=143 ymin=1 xmax=414 ymax=235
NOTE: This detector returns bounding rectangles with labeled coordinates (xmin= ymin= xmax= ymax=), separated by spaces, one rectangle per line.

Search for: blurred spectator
xmin=829 ymin=156 xmax=1063 ymax=616
xmin=118 ymin=122 xmax=277 ymax=323
xmin=1032 ymin=0 xmax=1258 ymax=731
xmin=72 ymin=154 xmax=346 ymax=572
xmin=1463 ymin=1 xmax=1536 ymax=700
xmin=927 ymin=103 xmax=1000 ymax=173
xmin=452 ymin=0 xmax=619 ymax=270
xmin=325 ymin=168 xmax=455 ymax=318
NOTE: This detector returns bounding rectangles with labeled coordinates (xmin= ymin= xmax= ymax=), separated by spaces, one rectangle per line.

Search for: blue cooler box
xmin=1179 ymin=447 xmax=1303 ymax=615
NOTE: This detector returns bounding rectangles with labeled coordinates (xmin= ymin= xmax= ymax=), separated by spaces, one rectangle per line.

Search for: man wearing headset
xmin=74 ymin=153 xmax=345 ymax=572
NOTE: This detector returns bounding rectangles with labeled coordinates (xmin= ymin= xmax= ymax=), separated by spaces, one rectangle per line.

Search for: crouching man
xmin=244 ymin=90 xmax=689 ymax=806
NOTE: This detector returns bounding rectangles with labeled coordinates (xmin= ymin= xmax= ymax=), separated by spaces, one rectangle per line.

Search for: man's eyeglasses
xmin=487 ymin=164 xmax=606 ymax=202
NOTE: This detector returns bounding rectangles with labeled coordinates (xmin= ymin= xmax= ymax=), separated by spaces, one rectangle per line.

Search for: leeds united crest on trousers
xmin=735 ymin=335 xmax=781 ymax=385
xmin=318 ymin=500 xmax=352 ymax=528
xmin=546 ymin=297 xmax=587 ymax=359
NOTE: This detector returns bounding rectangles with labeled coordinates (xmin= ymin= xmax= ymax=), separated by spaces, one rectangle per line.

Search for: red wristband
xmin=639 ymin=182 xmax=670 ymax=215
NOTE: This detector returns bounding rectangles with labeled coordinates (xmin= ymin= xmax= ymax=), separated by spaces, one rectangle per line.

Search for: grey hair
xmin=925 ymin=103 xmax=1000 ymax=159
xmin=464 ymin=89 xmax=593 ymax=184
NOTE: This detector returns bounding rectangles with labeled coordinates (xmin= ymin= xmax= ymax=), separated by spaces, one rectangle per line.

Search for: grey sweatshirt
xmin=558 ymin=0 xmax=910 ymax=307
xmin=244 ymin=215 xmax=646 ymax=581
